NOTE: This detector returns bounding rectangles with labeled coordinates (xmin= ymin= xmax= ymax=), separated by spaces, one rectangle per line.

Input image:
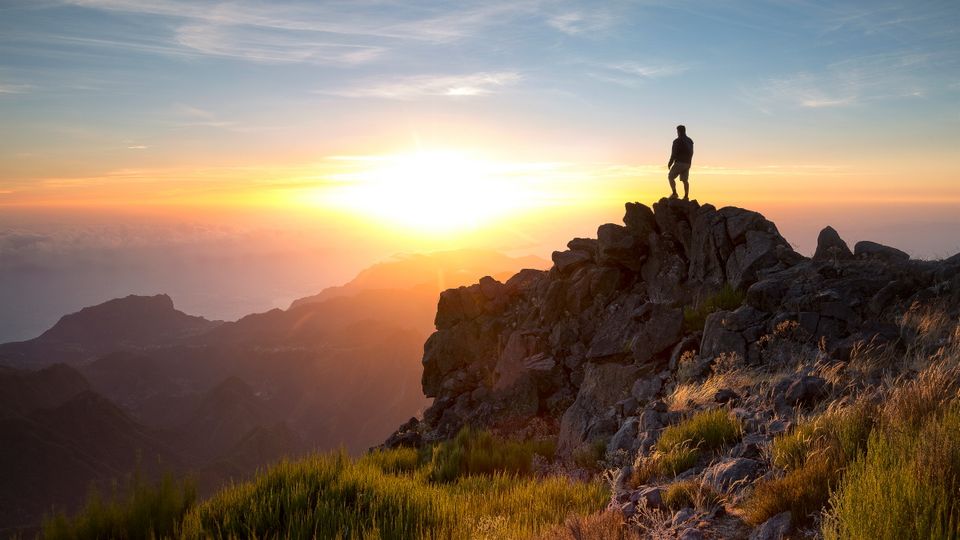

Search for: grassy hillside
xmin=45 ymin=430 xmax=607 ymax=540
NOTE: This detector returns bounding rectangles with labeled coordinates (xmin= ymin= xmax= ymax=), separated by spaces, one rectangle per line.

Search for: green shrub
xmin=772 ymin=402 xmax=875 ymax=471
xmin=181 ymin=449 xmax=607 ymax=539
xmin=366 ymin=446 xmax=423 ymax=474
xmin=823 ymin=407 xmax=960 ymax=539
xmin=745 ymin=403 xmax=875 ymax=525
xmin=572 ymin=439 xmax=608 ymax=471
xmin=42 ymin=472 xmax=196 ymax=540
xmin=429 ymin=427 xmax=556 ymax=482
xmin=658 ymin=409 xmax=742 ymax=453
xmin=743 ymin=455 xmax=833 ymax=526
xmin=662 ymin=479 xmax=722 ymax=512
xmin=683 ymin=285 xmax=745 ymax=332
xmin=630 ymin=445 xmax=700 ymax=486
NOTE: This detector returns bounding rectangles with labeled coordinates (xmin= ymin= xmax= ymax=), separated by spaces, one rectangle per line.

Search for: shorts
xmin=669 ymin=162 xmax=691 ymax=182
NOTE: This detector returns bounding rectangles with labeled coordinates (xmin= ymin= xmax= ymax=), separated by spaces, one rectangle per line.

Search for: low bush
xmin=658 ymin=409 xmax=742 ymax=453
xmin=43 ymin=472 xmax=196 ymax=540
xmin=429 ymin=426 xmax=556 ymax=482
xmin=572 ymin=439 xmax=608 ymax=471
xmin=823 ymin=406 xmax=960 ymax=539
xmin=745 ymin=402 xmax=875 ymax=525
xmin=662 ymin=479 xmax=721 ymax=512
xmin=630 ymin=445 xmax=700 ymax=487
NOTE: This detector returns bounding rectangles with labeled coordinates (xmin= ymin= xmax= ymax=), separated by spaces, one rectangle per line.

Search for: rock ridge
xmin=386 ymin=198 xmax=960 ymax=458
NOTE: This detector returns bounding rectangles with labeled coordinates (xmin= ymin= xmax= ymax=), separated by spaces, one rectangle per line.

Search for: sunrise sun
xmin=317 ymin=150 xmax=537 ymax=233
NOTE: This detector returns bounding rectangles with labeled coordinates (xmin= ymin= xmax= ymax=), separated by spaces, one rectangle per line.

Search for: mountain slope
xmin=0 ymin=391 xmax=182 ymax=533
xmin=0 ymin=294 xmax=221 ymax=367
xmin=290 ymin=249 xmax=548 ymax=308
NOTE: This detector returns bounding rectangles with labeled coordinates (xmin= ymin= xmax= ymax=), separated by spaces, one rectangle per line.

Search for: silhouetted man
xmin=667 ymin=125 xmax=694 ymax=200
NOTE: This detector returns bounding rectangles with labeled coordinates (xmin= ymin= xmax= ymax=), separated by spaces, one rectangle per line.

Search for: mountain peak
xmin=0 ymin=293 xmax=221 ymax=366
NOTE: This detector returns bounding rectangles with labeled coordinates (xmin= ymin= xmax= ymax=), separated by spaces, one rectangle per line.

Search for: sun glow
xmin=315 ymin=151 xmax=542 ymax=233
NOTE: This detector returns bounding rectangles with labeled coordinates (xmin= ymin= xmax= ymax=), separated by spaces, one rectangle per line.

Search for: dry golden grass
xmin=536 ymin=511 xmax=637 ymax=540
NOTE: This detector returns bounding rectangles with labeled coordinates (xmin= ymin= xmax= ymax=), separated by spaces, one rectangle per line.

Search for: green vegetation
xmin=182 ymin=448 xmax=606 ymax=539
xmin=43 ymin=428 xmax=602 ymax=540
xmin=820 ymin=363 xmax=960 ymax=539
xmin=631 ymin=444 xmax=700 ymax=486
xmin=572 ymin=439 xmax=608 ymax=471
xmin=631 ymin=410 xmax=741 ymax=486
xmin=745 ymin=361 xmax=960 ymax=530
xmin=43 ymin=472 xmax=196 ymax=540
xmin=429 ymin=426 xmax=556 ymax=482
xmin=743 ymin=402 xmax=874 ymax=525
xmin=657 ymin=408 xmax=742 ymax=453
xmin=683 ymin=284 xmax=745 ymax=332
xmin=662 ymin=479 xmax=721 ymax=512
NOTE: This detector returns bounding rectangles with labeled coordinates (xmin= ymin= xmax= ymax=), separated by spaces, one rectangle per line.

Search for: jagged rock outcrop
xmin=391 ymin=199 xmax=960 ymax=459
xmin=408 ymin=199 xmax=803 ymax=448
xmin=385 ymin=199 xmax=960 ymax=538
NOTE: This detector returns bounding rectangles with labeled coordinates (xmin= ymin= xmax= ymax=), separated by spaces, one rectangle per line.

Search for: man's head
xmin=676 ymin=125 xmax=686 ymax=136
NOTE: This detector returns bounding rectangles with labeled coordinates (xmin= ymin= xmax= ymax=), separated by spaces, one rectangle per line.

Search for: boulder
xmin=749 ymin=511 xmax=791 ymax=540
xmin=689 ymin=206 xmax=735 ymax=290
xmin=623 ymin=202 xmax=657 ymax=237
xmin=631 ymin=376 xmax=663 ymax=403
xmin=552 ymin=249 xmax=593 ymax=275
xmin=813 ymin=226 xmax=853 ymax=261
xmin=700 ymin=306 xmax=769 ymax=362
xmin=597 ymin=223 xmax=645 ymax=270
xmin=608 ymin=417 xmax=640 ymax=452
xmin=703 ymin=457 xmax=762 ymax=491
xmin=477 ymin=276 xmax=506 ymax=301
xmin=630 ymin=302 xmax=684 ymax=363
xmin=558 ymin=362 xmax=641 ymax=454
xmin=567 ymin=237 xmax=598 ymax=255
xmin=587 ymin=294 xmax=644 ymax=360
xmin=855 ymin=240 xmax=909 ymax=262
xmin=783 ymin=375 xmax=828 ymax=406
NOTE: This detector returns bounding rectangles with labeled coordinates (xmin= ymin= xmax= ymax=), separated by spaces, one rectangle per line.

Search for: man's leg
xmin=668 ymin=166 xmax=678 ymax=198
xmin=680 ymin=167 xmax=690 ymax=200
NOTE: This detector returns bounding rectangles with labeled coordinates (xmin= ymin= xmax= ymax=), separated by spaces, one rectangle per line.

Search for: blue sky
xmin=1 ymin=0 xmax=959 ymax=340
xmin=2 ymin=0 xmax=958 ymax=190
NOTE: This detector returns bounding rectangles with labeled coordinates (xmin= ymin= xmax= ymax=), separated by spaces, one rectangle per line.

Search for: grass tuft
xmin=42 ymin=472 xmax=195 ymax=540
xmin=658 ymin=409 xmax=742 ymax=453
xmin=683 ymin=284 xmax=745 ymax=332
xmin=181 ymin=448 xmax=606 ymax=539
xmin=429 ymin=426 xmax=556 ymax=482
xmin=662 ymin=479 xmax=722 ymax=512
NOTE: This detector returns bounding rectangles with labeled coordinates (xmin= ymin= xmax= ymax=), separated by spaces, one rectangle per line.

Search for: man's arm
xmin=668 ymin=139 xmax=677 ymax=167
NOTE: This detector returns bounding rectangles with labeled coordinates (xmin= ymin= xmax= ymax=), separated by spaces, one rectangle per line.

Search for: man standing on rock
xmin=667 ymin=125 xmax=694 ymax=200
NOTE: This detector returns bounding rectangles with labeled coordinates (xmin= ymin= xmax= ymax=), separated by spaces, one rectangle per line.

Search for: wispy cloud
xmin=320 ymin=71 xmax=522 ymax=99
xmin=0 ymin=82 xmax=32 ymax=94
xmin=586 ymin=60 xmax=688 ymax=88
xmin=126 ymin=145 xmax=148 ymax=150
xmin=62 ymin=0 xmax=542 ymax=65
xmin=748 ymin=51 xmax=939 ymax=111
xmin=608 ymin=61 xmax=688 ymax=79
xmin=173 ymin=23 xmax=384 ymax=65
xmin=547 ymin=10 xmax=614 ymax=36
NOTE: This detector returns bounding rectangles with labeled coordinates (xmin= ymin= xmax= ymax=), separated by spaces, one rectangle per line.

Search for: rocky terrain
xmin=386 ymin=197 xmax=960 ymax=538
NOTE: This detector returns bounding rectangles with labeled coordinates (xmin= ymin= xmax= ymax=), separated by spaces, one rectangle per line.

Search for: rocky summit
xmin=385 ymin=197 xmax=960 ymax=534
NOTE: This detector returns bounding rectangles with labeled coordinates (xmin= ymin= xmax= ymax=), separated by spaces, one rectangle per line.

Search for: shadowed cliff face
xmin=388 ymin=198 xmax=960 ymax=458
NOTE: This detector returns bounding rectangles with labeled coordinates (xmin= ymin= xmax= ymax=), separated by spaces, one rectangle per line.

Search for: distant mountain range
xmin=0 ymin=249 xmax=547 ymax=534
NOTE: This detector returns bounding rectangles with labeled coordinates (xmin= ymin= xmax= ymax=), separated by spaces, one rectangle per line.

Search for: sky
xmin=1 ymin=0 xmax=959 ymax=340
